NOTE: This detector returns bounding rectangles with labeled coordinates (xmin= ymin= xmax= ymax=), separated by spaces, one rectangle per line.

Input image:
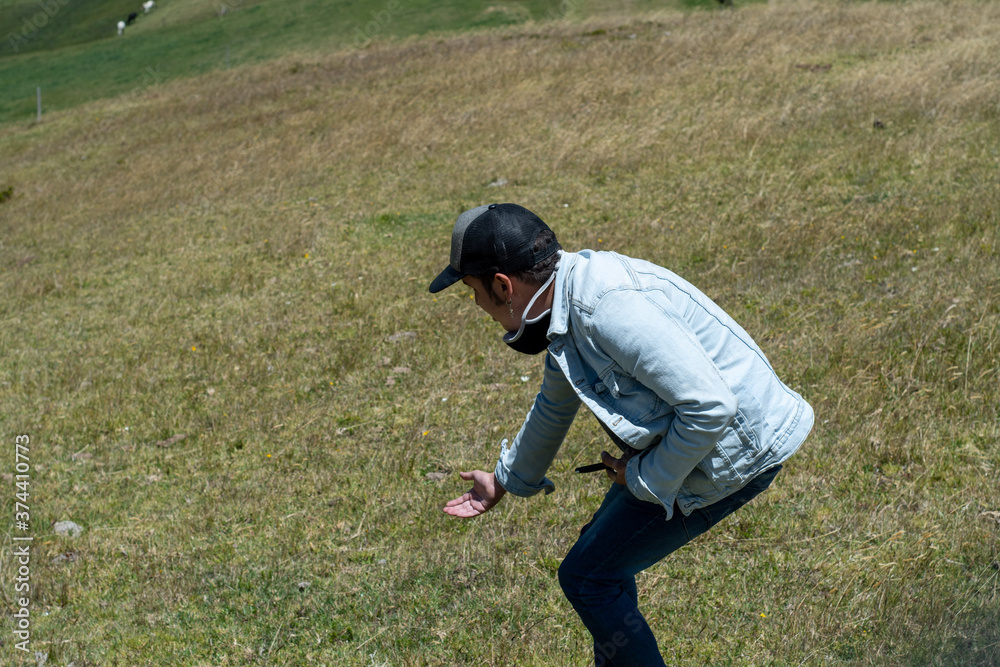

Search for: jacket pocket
xmin=713 ymin=408 xmax=768 ymax=484
xmin=594 ymin=370 xmax=662 ymax=423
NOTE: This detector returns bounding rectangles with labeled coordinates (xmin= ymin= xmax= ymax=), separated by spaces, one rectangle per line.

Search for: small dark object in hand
xmin=575 ymin=462 xmax=612 ymax=474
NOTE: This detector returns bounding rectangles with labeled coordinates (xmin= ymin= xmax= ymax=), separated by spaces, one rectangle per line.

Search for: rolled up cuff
xmin=494 ymin=440 xmax=556 ymax=497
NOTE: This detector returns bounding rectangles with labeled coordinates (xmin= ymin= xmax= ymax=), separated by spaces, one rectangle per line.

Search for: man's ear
xmin=493 ymin=273 xmax=514 ymax=300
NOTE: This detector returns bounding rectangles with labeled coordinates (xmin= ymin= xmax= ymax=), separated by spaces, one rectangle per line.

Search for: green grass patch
xmin=1 ymin=0 xmax=999 ymax=664
xmin=1 ymin=0 xmax=567 ymax=125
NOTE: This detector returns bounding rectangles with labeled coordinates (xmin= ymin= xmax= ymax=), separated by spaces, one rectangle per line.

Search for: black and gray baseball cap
xmin=428 ymin=203 xmax=559 ymax=293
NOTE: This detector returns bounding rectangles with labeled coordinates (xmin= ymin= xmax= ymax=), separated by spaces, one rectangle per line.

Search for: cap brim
xmin=429 ymin=265 xmax=465 ymax=293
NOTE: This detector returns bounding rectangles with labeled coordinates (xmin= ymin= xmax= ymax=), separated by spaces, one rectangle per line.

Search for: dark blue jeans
xmin=557 ymin=466 xmax=782 ymax=667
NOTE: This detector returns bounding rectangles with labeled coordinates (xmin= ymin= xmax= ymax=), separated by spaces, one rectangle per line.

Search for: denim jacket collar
xmin=548 ymin=250 xmax=577 ymax=340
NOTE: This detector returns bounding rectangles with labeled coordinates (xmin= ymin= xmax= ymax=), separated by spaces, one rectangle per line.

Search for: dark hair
xmin=473 ymin=230 xmax=561 ymax=307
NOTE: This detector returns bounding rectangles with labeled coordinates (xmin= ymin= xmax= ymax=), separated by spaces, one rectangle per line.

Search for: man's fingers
xmin=442 ymin=498 xmax=473 ymax=515
xmin=600 ymin=451 xmax=616 ymax=481
xmin=442 ymin=497 xmax=485 ymax=518
xmin=443 ymin=492 xmax=472 ymax=508
xmin=600 ymin=450 xmax=628 ymax=485
xmin=443 ymin=504 xmax=473 ymax=517
xmin=443 ymin=471 xmax=496 ymax=518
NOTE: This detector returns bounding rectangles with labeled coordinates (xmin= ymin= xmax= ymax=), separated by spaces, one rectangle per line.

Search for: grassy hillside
xmin=0 ymin=0 xmax=567 ymax=57
xmin=0 ymin=0 xmax=571 ymax=123
xmin=1 ymin=0 xmax=727 ymax=125
xmin=1 ymin=0 xmax=148 ymax=54
xmin=1 ymin=0 xmax=999 ymax=665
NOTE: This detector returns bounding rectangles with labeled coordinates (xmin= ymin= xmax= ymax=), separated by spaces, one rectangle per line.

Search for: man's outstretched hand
xmin=443 ymin=470 xmax=507 ymax=518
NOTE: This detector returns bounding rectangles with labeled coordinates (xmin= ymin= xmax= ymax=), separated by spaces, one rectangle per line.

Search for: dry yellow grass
xmin=5 ymin=1 xmax=999 ymax=246
xmin=1 ymin=1 xmax=998 ymax=664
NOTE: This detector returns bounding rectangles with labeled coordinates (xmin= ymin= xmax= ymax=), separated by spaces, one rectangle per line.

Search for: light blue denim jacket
xmin=494 ymin=250 xmax=813 ymax=520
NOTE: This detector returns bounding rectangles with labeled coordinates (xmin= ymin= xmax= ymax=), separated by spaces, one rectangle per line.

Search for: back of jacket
xmin=494 ymin=250 xmax=814 ymax=519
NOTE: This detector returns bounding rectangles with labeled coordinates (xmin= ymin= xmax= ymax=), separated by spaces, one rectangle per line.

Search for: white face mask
xmin=502 ymin=271 xmax=556 ymax=355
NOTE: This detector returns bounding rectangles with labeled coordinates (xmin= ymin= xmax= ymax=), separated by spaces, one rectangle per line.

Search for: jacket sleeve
xmin=494 ymin=351 xmax=582 ymax=496
xmin=588 ymin=289 xmax=738 ymax=510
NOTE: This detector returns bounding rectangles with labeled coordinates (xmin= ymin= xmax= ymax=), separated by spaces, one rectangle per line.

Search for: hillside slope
xmin=1 ymin=0 xmax=586 ymax=124
xmin=1 ymin=1 xmax=998 ymax=664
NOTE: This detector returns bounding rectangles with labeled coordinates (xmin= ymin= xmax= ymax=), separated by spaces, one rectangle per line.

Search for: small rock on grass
xmin=54 ymin=520 xmax=84 ymax=538
xmin=388 ymin=331 xmax=416 ymax=343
